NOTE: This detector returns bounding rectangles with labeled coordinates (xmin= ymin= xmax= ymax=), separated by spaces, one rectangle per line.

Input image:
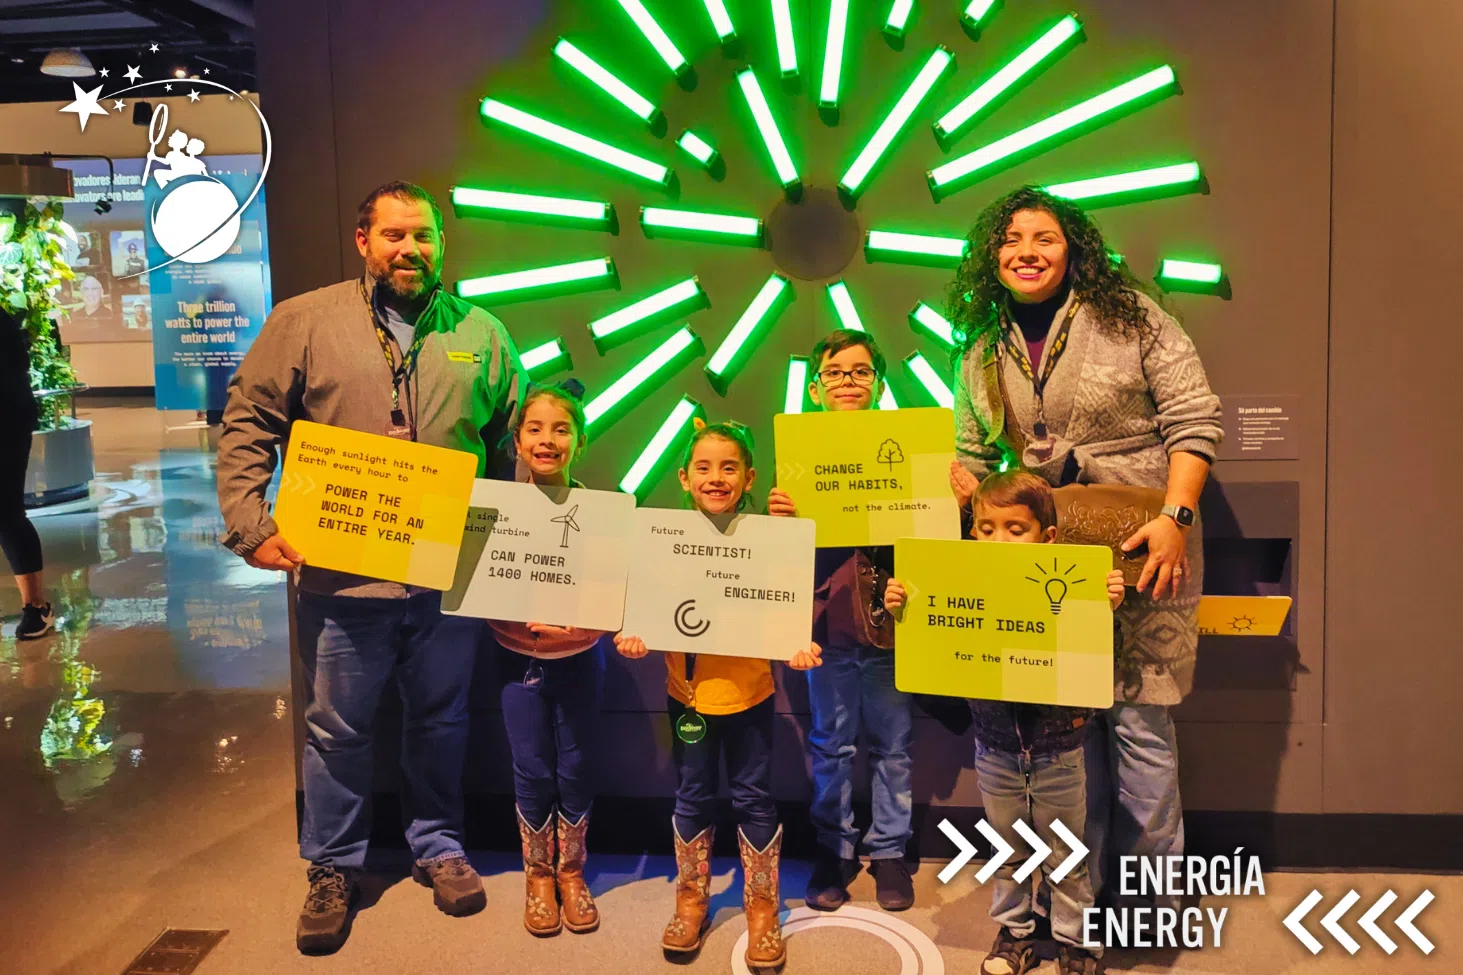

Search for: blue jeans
xmin=669 ymin=696 xmax=777 ymax=849
xmin=1084 ymin=702 xmax=1184 ymax=908
xmin=975 ymin=744 xmax=1098 ymax=955
xmin=496 ymin=642 xmax=604 ymax=828
xmin=295 ymin=589 xmax=479 ymax=871
xmin=806 ymin=645 xmax=914 ymax=860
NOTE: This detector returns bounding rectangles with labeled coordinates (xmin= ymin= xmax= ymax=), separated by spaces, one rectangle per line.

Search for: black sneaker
xmin=804 ymin=849 xmax=858 ymax=910
xmin=870 ymin=857 xmax=915 ymax=911
xmin=16 ymin=603 xmax=54 ymax=640
xmin=297 ymin=865 xmax=359 ymax=954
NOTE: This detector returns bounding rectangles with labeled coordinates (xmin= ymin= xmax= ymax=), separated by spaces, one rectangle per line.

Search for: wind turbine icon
xmin=550 ymin=505 xmax=581 ymax=549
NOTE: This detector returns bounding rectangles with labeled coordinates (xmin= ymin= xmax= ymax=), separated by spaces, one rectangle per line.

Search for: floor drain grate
xmin=120 ymin=929 xmax=228 ymax=975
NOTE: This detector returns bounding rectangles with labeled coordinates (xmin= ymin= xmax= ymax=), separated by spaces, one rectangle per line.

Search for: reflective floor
xmin=2 ymin=404 xmax=1458 ymax=975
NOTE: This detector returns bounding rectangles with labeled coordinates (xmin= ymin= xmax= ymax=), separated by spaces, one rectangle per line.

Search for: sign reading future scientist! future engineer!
xmin=271 ymin=420 xmax=478 ymax=590
xmin=621 ymin=508 xmax=816 ymax=661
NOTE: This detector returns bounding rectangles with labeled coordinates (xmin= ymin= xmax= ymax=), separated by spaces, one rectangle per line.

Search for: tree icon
xmin=876 ymin=439 xmax=905 ymax=470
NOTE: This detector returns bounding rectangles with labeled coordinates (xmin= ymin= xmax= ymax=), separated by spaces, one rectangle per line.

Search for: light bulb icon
xmin=1044 ymin=578 xmax=1068 ymax=615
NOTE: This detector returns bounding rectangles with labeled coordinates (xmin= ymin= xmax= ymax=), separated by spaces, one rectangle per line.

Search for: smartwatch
xmin=1160 ymin=504 xmax=1195 ymax=528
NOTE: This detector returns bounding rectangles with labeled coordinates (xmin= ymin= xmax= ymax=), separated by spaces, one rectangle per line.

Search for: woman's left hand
xmin=787 ymin=642 xmax=823 ymax=670
xmin=1122 ymin=516 xmax=1190 ymax=601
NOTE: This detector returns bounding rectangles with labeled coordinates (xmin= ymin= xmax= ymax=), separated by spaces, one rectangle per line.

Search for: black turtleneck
xmin=1006 ymin=277 xmax=1071 ymax=368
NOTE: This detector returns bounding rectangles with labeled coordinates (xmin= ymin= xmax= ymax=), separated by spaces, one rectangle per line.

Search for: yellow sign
xmin=893 ymin=538 xmax=1114 ymax=708
xmin=1197 ymin=595 xmax=1292 ymax=636
xmin=272 ymin=420 xmax=478 ymax=589
xmin=773 ymin=407 xmax=959 ymax=547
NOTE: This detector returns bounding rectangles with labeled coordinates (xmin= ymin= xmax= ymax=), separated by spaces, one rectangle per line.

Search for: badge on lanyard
xmin=676 ymin=653 xmax=708 ymax=743
xmin=385 ymin=408 xmax=414 ymax=440
xmin=1003 ymin=300 xmax=1081 ymax=464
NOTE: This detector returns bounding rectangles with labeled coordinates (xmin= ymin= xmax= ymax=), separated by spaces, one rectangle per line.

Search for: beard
xmin=368 ymin=253 xmax=440 ymax=300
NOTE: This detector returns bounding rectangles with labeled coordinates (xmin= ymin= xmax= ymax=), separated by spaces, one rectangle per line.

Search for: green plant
xmin=0 ymin=199 xmax=79 ymax=430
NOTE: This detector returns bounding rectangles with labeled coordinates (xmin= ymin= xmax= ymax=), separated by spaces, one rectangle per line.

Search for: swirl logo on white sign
xmin=731 ymin=905 xmax=944 ymax=975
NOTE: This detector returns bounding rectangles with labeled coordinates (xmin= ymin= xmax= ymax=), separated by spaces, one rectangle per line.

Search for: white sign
xmin=441 ymin=480 xmax=636 ymax=630
xmin=621 ymin=508 xmax=816 ymax=661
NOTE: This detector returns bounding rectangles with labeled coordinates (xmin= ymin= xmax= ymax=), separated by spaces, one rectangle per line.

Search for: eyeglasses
xmin=817 ymin=366 xmax=879 ymax=388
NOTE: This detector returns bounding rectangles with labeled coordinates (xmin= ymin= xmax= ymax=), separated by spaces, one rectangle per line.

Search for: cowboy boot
xmin=661 ymin=821 xmax=714 ymax=953
xmin=517 ymin=807 xmax=562 ymax=936
xmin=556 ymin=810 xmax=599 ymax=933
xmin=739 ymin=825 xmax=786 ymax=970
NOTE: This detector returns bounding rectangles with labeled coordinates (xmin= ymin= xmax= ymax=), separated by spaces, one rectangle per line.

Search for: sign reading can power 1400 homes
xmin=272 ymin=420 xmax=478 ymax=590
xmin=621 ymin=508 xmax=816 ymax=661
xmin=773 ymin=407 xmax=960 ymax=547
xmin=894 ymin=538 xmax=1115 ymax=708
xmin=442 ymin=480 xmax=636 ymax=629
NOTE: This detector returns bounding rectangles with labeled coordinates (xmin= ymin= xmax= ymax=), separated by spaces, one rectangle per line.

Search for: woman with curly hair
xmin=947 ymin=186 xmax=1223 ymax=966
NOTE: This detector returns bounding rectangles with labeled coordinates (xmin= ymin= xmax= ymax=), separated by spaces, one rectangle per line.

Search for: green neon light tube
xmin=784 ymin=356 xmax=810 ymax=414
xmin=519 ymin=338 xmax=573 ymax=380
xmin=866 ymin=229 xmax=969 ymax=266
xmin=1158 ymin=259 xmax=1223 ymax=284
xmin=619 ymin=395 xmax=704 ymax=499
xmin=909 ymin=301 xmax=957 ymax=348
xmin=552 ymin=38 xmax=661 ymax=127
xmin=613 ymin=0 xmax=690 ymax=76
xmin=878 ymin=386 xmax=899 ymax=411
xmin=456 ymin=257 xmax=619 ymax=304
xmin=962 ymin=0 xmax=997 ymax=30
xmin=1044 ymin=161 xmax=1202 ymax=203
xmin=702 ymin=0 xmax=736 ymax=44
xmin=927 ymin=65 xmax=1179 ymax=198
xmin=677 ymin=130 xmax=720 ymax=168
xmin=480 ymin=98 xmax=672 ymax=187
xmin=904 ymin=351 xmax=953 ymax=408
xmin=449 ymin=186 xmax=616 ymax=231
xmin=640 ymin=206 xmax=764 ymax=245
xmin=772 ymin=0 xmax=798 ymax=77
xmin=588 ymin=277 xmax=707 ymax=351
xmin=934 ymin=15 xmax=1082 ymax=146
xmin=705 ymin=273 xmax=793 ymax=391
xmin=826 ymin=280 xmax=865 ymax=332
xmin=839 ymin=46 xmax=954 ymax=198
xmin=820 ymin=0 xmax=851 ymax=109
xmin=585 ymin=326 xmax=703 ymax=438
xmin=884 ymin=0 xmax=914 ymax=37
xmin=737 ymin=68 xmax=800 ymax=191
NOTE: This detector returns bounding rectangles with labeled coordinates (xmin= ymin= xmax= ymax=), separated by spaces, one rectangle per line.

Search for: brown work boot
xmin=661 ymin=821 xmax=714 ymax=953
xmin=556 ymin=810 xmax=599 ymax=933
xmin=296 ymin=865 xmax=359 ymax=954
xmin=517 ymin=806 xmax=562 ymax=936
xmin=739 ymin=825 xmax=786 ymax=970
xmin=411 ymin=853 xmax=486 ymax=916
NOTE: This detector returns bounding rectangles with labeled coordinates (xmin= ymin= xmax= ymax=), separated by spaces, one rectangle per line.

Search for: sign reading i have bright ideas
xmin=455 ymin=3 xmax=1226 ymax=499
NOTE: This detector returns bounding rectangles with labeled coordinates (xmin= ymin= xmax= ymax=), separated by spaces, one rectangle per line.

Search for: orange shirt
xmin=665 ymin=652 xmax=774 ymax=716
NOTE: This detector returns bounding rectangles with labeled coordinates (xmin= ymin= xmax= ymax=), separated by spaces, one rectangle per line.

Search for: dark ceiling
xmin=0 ymin=0 xmax=255 ymax=104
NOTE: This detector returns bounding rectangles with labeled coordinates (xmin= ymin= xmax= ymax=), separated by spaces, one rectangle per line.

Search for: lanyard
xmin=1000 ymin=299 xmax=1081 ymax=446
xmin=364 ymin=281 xmax=433 ymax=413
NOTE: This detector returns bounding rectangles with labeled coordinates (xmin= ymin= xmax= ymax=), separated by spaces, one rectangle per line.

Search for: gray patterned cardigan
xmin=953 ymin=290 xmax=1223 ymax=705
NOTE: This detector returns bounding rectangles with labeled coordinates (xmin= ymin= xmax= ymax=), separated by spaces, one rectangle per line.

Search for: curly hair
xmin=681 ymin=419 xmax=757 ymax=512
xmin=946 ymin=185 xmax=1164 ymax=358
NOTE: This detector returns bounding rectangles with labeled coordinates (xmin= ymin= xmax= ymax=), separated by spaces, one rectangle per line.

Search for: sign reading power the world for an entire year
xmin=894 ymin=538 xmax=1115 ymax=708
xmin=272 ymin=420 xmax=478 ymax=590
xmin=621 ymin=508 xmax=816 ymax=661
xmin=442 ymin=480 xmax=636 ymax=630
xmin=773 ymin=407 xmax=959 ymax=547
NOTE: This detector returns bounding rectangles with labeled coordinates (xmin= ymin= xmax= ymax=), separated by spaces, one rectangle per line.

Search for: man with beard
xmin=216 ymin=181 xmax=522 ymax=953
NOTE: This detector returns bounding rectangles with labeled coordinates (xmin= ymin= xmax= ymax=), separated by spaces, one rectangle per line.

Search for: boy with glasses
xmin=768 ymin=330 xmax=915 ymax=911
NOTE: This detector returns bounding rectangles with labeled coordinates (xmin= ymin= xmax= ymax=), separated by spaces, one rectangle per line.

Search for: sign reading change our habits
xmin=272 ymin=420 xmax=477 ymax=590
xmin=621 ymin=509 xmax=816 ymax=661
xmin=442 ymin=480 xmax=636 ymax=630
xmin=773 ymin=407 xmax=959 ymax=547
xmin=893 ymin=538 xmax=1115 ymax=708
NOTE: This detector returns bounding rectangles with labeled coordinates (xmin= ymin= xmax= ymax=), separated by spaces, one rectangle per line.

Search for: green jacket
xmin=216 ymin=277 xmax=523 ymax=597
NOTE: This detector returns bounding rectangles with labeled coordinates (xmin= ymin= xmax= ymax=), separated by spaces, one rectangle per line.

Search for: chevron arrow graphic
xmin=1048 ymin=819 xmax=1088 ymax=883
xmin=1010 ymin=820 xmax=1051 ymax=884
xmin=1320 ymin=890 xmax=1361 ymax=954
xmin=1358 ymin=890 xmax=1397 ymax=955
xmin=974 ymin=819 xmax=1013 ymax=885
xmin=1284 ymin=890 xmax=1325 ymax=954
xmin=936 ymin=819 xmax=977 ymax=884
xmin=1396 ymin=890 xmax=1435 ymax=954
